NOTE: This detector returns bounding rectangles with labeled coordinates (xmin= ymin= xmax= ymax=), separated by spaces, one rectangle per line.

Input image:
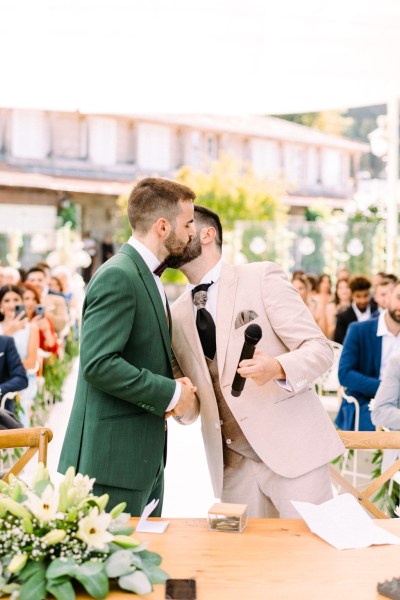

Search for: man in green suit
xmin=59 ymin=178 xmax=197 ymax=516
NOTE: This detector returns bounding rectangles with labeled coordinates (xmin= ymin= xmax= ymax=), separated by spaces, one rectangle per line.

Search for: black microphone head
xmin=244 ymin=323 xmax=262 ymax=345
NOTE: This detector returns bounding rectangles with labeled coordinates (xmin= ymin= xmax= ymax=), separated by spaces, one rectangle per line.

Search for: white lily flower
xmin=67 ymin=473 xmax=96 ymax=505
xmin=76 ymin=506 xmax=113 ymax=550
xmin=24 ymin=485 xmax=60 ymax=523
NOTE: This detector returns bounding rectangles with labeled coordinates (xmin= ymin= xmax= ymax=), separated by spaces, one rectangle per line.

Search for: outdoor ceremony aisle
xmin=41 ymin=358 xmax=216 ymax=517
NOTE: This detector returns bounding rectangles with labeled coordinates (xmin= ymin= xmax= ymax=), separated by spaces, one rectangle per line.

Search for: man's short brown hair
xmin=127 ymin=177 xmax=195 ymax=233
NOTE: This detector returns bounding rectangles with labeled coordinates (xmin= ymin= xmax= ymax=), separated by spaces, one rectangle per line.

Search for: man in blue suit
xmin=0 ymin=335 xmax=28 ymax=413
xmin=336 ymin=281 xmax=400 ymax=431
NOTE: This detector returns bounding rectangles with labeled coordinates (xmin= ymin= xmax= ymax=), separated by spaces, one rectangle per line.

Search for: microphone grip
xmin=231 ymin=340 xmax=257 ymax=397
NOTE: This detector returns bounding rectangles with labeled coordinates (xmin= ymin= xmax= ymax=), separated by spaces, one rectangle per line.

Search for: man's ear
xmin=201 ymin=226 xmax=216 ymax=245
xmin=154 ymin=217 xmax=171 ymax=239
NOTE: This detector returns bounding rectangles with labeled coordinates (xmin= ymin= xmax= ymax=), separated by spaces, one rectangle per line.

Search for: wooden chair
xmin=0 ymin=427 xmax=53 ymax=483
xmin=330 ymin=430 xmax=400 ymax=518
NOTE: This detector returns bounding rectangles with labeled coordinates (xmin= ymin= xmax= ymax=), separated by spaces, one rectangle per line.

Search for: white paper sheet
xmin=135 ymin=499 xmax=169 ymax=533
xmin=292 ymin=493 xmax=400 ymax=550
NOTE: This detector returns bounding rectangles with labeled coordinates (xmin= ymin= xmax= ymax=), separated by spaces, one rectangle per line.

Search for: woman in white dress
xmin=0 ymin=285 xmax=39 ymax=425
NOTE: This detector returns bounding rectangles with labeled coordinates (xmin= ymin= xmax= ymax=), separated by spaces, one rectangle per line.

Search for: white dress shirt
xmin=127 ymin=236 xmax=180 ymax=411
xmin=352 ymin=301 xmax=371 ymax=322
xmin=377 ymin=310 xmax=400 ymax=379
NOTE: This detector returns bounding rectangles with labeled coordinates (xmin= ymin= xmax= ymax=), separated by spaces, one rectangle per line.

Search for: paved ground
xmin=42 ymin=359 xmax=216 ymax=518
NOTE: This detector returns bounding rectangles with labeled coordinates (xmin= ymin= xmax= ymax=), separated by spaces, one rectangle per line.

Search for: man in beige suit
xmin=171 ymin=206 xmax=344 ymax=518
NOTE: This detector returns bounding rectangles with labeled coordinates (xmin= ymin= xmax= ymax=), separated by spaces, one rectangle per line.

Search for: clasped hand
xmin=164 ymin=377 xmax=197 ymax=420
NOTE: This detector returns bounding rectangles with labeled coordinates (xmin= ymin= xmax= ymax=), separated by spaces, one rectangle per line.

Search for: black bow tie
xmin=153 ymin=260 xmax=169 ymax=277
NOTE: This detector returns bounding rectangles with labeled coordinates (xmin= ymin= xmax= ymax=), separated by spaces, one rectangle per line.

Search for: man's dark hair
xmin=26 ymin=266 xmax=46 ymax=277
xmin=349 ymin=276 xmax=371 ymax=293
xmin=385 ymin=273 xmax=398 ymax=283
xmin=127 ymin=177 xmax=195 ymax=233
xmin=194 ymin=205 xmax=223 ymax=249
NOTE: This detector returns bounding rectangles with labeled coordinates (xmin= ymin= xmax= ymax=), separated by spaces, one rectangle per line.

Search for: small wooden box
xmin=208 ymin=502 xmax=248 ymax=533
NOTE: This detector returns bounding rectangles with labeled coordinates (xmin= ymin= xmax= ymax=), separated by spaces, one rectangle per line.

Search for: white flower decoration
xmin=24 ymin=485 xmax=60 ymax=523
xmin=67 ymin=473 xmax=96 ymax=504
xmin=76 ymin=506 xmax=113 ymax=550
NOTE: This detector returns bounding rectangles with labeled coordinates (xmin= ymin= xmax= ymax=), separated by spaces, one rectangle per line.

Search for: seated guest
xmin=0 ymin=335 xmax=28 ymax=414
xmin=26 ymin=267 xmax=69 ymax=336
xmin=0 ymin=285 xmax=40 ymax=424
xmin=292 ymin=275 xmax=318 ymax=319
xmin=22 ymin=283 xmax=58 ymax=356
xmin=326 ymin=278 xmax=351 ymax=340
xmin=372 ymin=279 xmax=395 ymax=316
xmin=2 ymin=266 xmax=21 ymax=286
xmin=336 ymin=280 xmax=400 ymax=431
xmin=334 ymin=276 xmax=372 ymax=344
xmin=312 ymin=274 xmax=333 ymax=337
xmin=371 ymin=352 xmax=400 ymax=429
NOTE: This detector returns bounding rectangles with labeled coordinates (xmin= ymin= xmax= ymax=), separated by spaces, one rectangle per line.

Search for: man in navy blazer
xmin=336 ymin=281 xmax=400 ymax=430
xmin=0 ymin=335 xmax=28 ymax=412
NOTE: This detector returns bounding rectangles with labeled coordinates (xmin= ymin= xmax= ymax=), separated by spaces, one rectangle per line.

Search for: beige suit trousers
xmin=221 ymin=458 xmax=333 ymax=518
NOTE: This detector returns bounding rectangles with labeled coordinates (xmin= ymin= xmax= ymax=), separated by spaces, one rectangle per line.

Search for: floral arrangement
xmin=0 ymin=465 xmax=169 ymax=599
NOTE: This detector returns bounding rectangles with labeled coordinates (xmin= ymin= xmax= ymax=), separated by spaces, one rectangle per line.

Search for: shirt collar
xmin=128 ymin=236 xmax=160 ymax=273
xmin=377 ymin=310 xmax=390 ymax=337
xmin=186 ymin=259 xmax=223 ymax=293
xmin=352 ymin=301 xmax=371 ymax=320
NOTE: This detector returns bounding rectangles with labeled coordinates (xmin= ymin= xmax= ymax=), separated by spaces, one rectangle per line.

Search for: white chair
xmin=335 ymin=386 xmax=376 ymax=489
xmin=315 ymin=342 xmax=342 ymax=416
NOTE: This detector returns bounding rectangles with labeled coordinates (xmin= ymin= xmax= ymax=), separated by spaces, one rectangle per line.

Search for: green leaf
xmin=1 ymin=582 xmax=21 ymax=594
xmin=74 ymin=563 xmax=108 ymax=598
xmin=19 ymin=560 xmax=46 ymax=582
xmin=34 ymin=479 xmax=51 ymax=497
xmin=108 ymin=523 xmax=134 ymax=536
xmin=20 ymin=570 xmax=47 ymax=600
xmin=118 ymin=570 xmax=152 ymax=595
xmin=46 ymin=580 xmax=76 ymax=600
xmin=74 ymin=562 xmax=104 ymax=578
xmin=104 ymin=550 xmax=134 ymax=578
xmin=141 ymin=564 xmax=170 ymax=585
xmin=139 ymin=550 xmax=162 ymax=566
xmin=46 ymin=559 xmax=77 ymax=580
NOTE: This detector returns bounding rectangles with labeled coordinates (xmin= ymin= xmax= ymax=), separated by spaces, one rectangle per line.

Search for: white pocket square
xmin=0 ymin=352 xmax=4 ymax=357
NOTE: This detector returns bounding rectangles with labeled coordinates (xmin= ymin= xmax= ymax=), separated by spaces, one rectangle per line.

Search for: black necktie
xmin=192 ymin=282 xmax=216 ymax=360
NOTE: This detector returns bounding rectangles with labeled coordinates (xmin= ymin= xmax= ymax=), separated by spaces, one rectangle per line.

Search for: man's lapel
xmin=118 ymin=243 xmax=171 ymax=354
xmin=216 ymin=264 xmax=238 ymax=375
xmin=371 ymin=319 xmax=382 ymax=376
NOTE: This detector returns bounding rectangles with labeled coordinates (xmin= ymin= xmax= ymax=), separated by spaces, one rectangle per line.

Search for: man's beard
xmin=163 ymin=235 xmax=202 ymax=270
xmin=388 ymin=307 xmax=400 ymax=324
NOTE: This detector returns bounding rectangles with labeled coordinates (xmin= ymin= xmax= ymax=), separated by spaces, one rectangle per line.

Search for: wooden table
xmin=78 ymin=518 xmax=400 ymax=600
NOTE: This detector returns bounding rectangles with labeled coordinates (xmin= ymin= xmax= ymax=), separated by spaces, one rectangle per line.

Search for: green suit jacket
xmin=58 ymin=243 xmax=176 ymax=491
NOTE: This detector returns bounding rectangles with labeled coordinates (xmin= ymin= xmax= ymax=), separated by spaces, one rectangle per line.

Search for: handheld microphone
xmin=231 ymin=323 xmax=262 ymax=397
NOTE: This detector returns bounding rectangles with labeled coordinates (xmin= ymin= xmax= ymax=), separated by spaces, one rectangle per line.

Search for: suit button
xmin=226 ymin=439 xmax=232 ymax=445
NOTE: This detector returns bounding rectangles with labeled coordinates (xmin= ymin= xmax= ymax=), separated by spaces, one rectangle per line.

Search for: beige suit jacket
xmin=171 ymin=261 xmax=345 ymax=498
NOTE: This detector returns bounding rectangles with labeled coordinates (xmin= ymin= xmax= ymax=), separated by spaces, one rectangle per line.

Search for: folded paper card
xmin=135 ymin=499 xmax=169 ymax=533
xmin=292 ymin=493 xmax=400 ymax=550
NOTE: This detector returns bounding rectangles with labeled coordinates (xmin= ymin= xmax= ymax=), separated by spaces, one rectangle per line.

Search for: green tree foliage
xmin=175 ymin=156 xmax=287 ymax=231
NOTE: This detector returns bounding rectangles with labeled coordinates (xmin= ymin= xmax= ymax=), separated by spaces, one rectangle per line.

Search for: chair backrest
xmin=0 ymin=427 xmax=53 ymax=483
xmin=331 ymin=430 xmax=400 ymax=518
xmin=315 ymin=341 xmax=342 ymax=395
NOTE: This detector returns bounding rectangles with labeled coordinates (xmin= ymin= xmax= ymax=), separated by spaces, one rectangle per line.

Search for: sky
xmin=1 ymin=0 xmax=400 ymax=115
